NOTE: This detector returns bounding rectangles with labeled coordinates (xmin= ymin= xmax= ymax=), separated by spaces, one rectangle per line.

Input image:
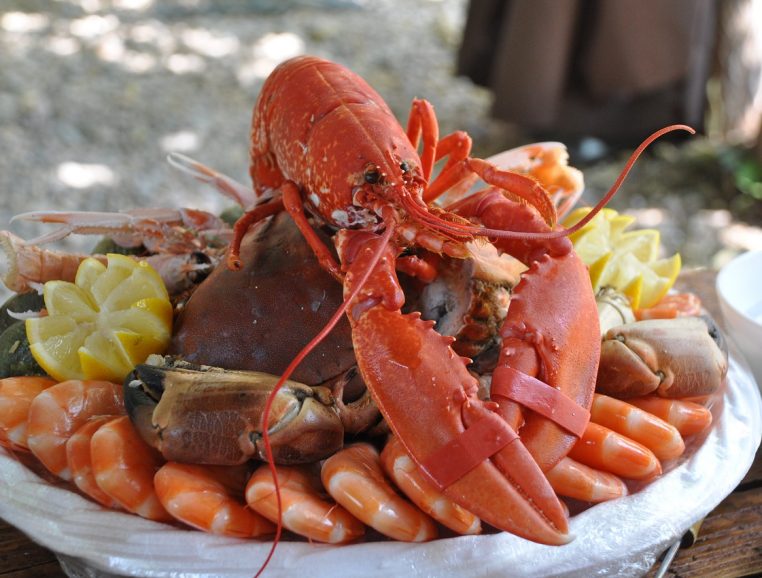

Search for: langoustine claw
xmin=596 ymin=316 xmax=728 ymax=399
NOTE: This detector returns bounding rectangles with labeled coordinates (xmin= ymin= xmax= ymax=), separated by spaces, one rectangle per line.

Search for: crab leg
xmin=335 ymin=228 xmax=570 ymax=545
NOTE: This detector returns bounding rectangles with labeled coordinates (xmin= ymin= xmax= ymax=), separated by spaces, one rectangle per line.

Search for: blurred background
xmin=1 ymin=0 xmax=761 ymax=294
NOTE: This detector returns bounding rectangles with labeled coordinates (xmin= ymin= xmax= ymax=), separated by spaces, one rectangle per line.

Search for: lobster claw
xmin=335 ymin=229 xmax=571 ymax=545
xmin=596 ymin=316 xmax=729 ymax=398
xmin=450 ymin=189 xmax=600 ymax=472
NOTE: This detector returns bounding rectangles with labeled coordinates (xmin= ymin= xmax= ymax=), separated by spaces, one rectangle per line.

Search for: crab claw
xmin=335 ymin=228 xmax=570 ymax=545
xmin=596 ymin=316 xmax=728 ymax=398
xmin=124 ymin=356 xmax=344 ymax=466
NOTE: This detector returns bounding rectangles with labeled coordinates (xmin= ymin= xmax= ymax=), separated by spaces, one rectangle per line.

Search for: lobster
xmin=224 ymin=55 xmax=692 ymax=559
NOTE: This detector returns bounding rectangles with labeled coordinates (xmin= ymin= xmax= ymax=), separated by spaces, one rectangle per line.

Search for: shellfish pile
xmin=0 ymin=57 xmax=729 ymax=571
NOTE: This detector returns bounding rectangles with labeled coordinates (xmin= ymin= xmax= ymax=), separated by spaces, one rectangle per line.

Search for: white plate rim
xmin=1 ymin=353 xmax=760 ymax=578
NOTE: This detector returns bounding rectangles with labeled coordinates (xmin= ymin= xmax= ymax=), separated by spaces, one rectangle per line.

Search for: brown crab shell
xmin=169 ymin=212 xmax=356 ymax=388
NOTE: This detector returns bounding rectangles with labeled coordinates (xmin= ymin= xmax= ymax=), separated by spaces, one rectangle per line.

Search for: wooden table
xmin=643 ymin=269 xmax=762 ymax=578
xmin=0 ymin=269 xmax=760 ymax=577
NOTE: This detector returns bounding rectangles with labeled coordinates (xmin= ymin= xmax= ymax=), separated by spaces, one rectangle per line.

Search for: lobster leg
xmin=281 ymin=183 xmax=343 ymax=282
xmin=426 ymin=158 xmax=557 ymax=227
xmin=406 ymin=98 xmax=476 ymax=202
xmin=226 ymin=182 xmax=344 ymax=282
xmin=406 ymin=99 xmax=439 ymax=183
xmin=335 ymin=228 xmax=571 ymax=545
xmin=226 ymin=196 xmax=285 ymax=270
xmin=452 ymin=188 xmax=600 ymax=472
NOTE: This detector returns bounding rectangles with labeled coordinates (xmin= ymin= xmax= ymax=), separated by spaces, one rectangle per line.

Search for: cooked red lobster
xmin=225 ymin=55 xmax=691 ymax=550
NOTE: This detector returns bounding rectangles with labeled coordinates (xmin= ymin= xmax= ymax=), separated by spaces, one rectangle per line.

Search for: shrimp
xmin=380 ymin=435 xmax=481 ymax=535
xmin=155 ymin=462 xmax=275 ymax=538
xmin=634 ymin=293 xmax=702 ymax=320
xmin=0 ymin=376 xmax=56 ymax=450
xmin=568 ymin=423 xmax=662 ymax=481
xmin=245 ymin=463 xmax=364 ymax=544
xmin=626 ymin=396 xmax=713 ymax=437
xmin=90 ymin=415 xmax=172 ymax=522
xmin=66 ymin=415 xmax=123 ymax=508
xmin=26 ymin=379 xmax=124 ymax=480
xmin=590 ymin=394 xmax=685 ymax=461
xmin=546 ymin=457 xmax=629 ymax=503
xmin=321 ymin=443 xmax=438 ymax=542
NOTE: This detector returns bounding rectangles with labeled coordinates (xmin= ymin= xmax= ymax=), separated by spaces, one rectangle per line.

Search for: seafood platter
xmin=0 ymin=57 xmax=760 ymax=577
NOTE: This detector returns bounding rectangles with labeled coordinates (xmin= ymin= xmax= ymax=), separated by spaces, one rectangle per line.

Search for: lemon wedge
xmin=26 ymin=254 xmax=172 ymax=382
xmin=563 ymin=207 xmax=681 ymax=309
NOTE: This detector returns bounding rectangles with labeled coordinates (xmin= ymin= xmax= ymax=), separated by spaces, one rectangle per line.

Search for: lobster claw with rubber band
xmin=216 ymin=55 xmax=694 ymax=563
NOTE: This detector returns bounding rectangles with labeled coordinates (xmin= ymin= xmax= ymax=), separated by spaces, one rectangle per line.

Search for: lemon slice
xmin=26 ymin=254 xmax=172 ymax=382
xmin=640 ymin=254 xmax=681 ymax=308
xmin=563 ymin=207 xmax=681 ymax=309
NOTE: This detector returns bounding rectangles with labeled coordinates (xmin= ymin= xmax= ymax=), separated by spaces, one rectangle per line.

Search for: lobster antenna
xmin=253 ymin=222 xmax=396 ymax=578
xmin=410 ymin=124 xmax=695 ymax=241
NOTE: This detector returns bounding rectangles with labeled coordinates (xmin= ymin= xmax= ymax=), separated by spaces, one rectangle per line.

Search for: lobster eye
xmin=364 ymin=167 xmax=381 ymax=184
xmin=400 ymin=161 xmax=411 ymax=173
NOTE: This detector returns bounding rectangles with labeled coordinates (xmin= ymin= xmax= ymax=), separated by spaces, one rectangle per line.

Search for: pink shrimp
xmin=626 ymin=396 xmax=713 ymax=437
xmin=568 ymin=422 xmax=662 ymax=481
xmin=155 ymin=462 xmax=275 ymax=538
xmin=246 ymin=463 xmax=364 ymax=544
xmin=590 ymin=394 xmax=685 ymax=461
xmin=380 ymin=435 xmax=481 ymax=535
xmin=546 ymin=457 xmax=629 ymax=503
xmin=90 ymin=415 xmax=172 ymax=522
xmin=26 ymin=380 xmax=124 ymax=480
xmin=321 ymin=443 xmax=438 ymax=542
xmin=66 ymin=415 xmax=123 ymax=508
xmin=0 ymin=376 xmax=56 ymax=450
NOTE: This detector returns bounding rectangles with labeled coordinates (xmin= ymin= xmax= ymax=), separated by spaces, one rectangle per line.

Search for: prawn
xmin=246 ymin=463 xmax=364 ymax=544
xmin=321 ymin=443 xmax=438 ymax=542
xmin=626 ymin=396 xmax=713 ymax=437
xmin=26 ymin=379 xmax=124 ymax=480
xmin=380 ymin=435 xmax=481 ymax=535
xmin=590 ymin=394 xmax=685 ymax=462
xmin=66 ymin=415 xmax=123 ymax=508
xmin=568 ymin=423 xmax=662 ymax=481
xmin=0 ymin=376 xmax=55 ymax=450
xmin=155 ymin=462 xmax=275 ymax=538
xmin=90 ymin=415 xmax=172 ymax=522
xmin=546 ymin=457 xmax=629 ymax=503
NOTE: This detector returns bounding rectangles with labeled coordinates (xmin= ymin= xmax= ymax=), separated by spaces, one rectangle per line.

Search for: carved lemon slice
xmin=564 ymin=207 xmax=681 ymax=309
xmin=26 ymin=254 xmax=172 ymax=382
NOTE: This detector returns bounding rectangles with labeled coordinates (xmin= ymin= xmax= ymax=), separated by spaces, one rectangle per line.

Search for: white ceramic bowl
xmin=717 ymin=250 xmax=762 ymax=389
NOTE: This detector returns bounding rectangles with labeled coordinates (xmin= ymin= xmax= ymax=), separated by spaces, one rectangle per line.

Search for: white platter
xmin=1 ymin=353 xmax=760 ymax=578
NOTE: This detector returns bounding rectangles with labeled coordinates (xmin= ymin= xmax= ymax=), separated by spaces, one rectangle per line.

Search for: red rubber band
xmin=491 ymin=366 xmax=590 ymax=438
xmin=418 ymin=415 xmax=518 ymax=490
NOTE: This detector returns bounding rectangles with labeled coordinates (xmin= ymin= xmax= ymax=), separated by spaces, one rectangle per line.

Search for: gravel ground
xmin=1 ymin=0 xmax=761 ymax=304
